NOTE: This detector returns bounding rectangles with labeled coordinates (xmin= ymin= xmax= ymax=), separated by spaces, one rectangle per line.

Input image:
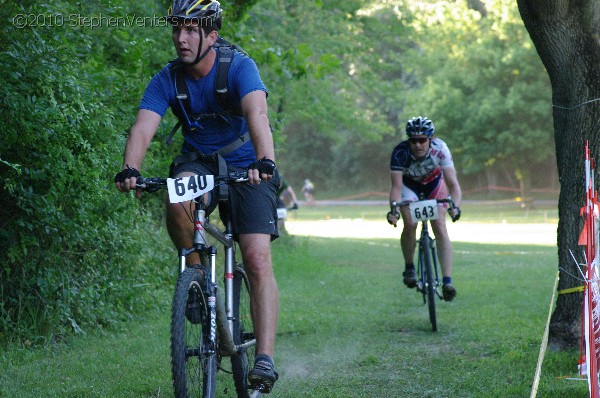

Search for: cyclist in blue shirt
xmin=387 ymin=116 xmax=462 ymax=301
xmin=114 ymin=0 xmax=279 ymax=390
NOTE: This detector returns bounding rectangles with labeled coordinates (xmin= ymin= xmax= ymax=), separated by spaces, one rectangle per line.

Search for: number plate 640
xmin=167 ymin=175 xmax=215 ymax=204
xmin=409 ymin=200 xmax=439 ymax=222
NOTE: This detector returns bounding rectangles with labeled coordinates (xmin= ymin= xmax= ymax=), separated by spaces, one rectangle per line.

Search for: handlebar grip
xmin=135 ymin=176 xmax=168 ymax=192
xmin=135 ymin=176 xmax=150 ymax=189
xmin=450 ymin=207 xmax=461 ymax=222
xmin=229 ymin=170 xmax=249 ymax=181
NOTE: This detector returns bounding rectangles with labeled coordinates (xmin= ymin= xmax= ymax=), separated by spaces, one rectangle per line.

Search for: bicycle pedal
xmin=250 ymin=382 xmax=273 ymax=394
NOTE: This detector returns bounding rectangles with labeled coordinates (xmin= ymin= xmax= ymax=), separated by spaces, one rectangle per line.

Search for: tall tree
xmin=517 ymin=1 xmax=600 ymax=348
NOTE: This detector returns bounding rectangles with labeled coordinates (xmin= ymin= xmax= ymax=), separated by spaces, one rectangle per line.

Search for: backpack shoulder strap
xmin=215 ymin=45 xmax=233 ymax=111
xmin=173 ymin=62 xmax=191 ymax=115
xmin=165 ymin=60 xmax=191 ymax=145
xmin=214 ymin=37 xmax=245 ymax=116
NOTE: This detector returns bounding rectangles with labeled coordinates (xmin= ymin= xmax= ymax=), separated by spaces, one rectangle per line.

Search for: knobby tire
xmin=418 ymin=242 xmax=427 ymax=305
xmin=422 ymin=235 xmax=438 ymax=332
xmin=171 ymin=267 xmax=218 ymax=398
xmin=231 ymin=264 xmax=258 ymax=398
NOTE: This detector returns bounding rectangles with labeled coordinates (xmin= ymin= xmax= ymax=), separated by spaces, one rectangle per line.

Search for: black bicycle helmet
xmin=167 ymin=0 xmax=223 ymax=30
xmin=168 ymin=0 xmax=223 ymax=65
xmin=405 ymin=116 xmax=435 ymax=137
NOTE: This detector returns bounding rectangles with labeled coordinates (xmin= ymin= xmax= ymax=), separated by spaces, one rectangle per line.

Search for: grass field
xmin=287 ymin=200 xmax=559 ymax=224
xmin=0 ymin=202 xmax=587 ymax=397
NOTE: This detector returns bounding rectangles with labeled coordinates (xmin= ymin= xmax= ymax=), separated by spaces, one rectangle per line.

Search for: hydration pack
xmin=165 ymin=36 xmax=248 ymax=145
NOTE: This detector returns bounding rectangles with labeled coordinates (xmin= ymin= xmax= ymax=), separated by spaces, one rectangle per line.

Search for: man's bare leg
xmin=238 ymin=233 xmax=278 ymax=357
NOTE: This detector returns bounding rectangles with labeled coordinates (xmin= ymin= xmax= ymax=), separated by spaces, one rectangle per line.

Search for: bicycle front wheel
xmin=231 ymin=264 xmax=258 ymax=398
xmin=171 ymin=267 xmax=218 ymax=398
xmin=422 ymin=235 xmax=437 ymax=332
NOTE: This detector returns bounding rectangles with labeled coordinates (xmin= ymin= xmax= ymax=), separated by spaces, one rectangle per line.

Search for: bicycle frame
xmin=137 ymin=174 xmax=261 ymax=397
xmin=179 ymin=201 xmax=255 ymax=357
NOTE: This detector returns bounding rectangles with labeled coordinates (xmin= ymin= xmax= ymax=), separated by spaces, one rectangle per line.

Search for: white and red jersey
xmin=390 ymin=138 xmax=455 ymax=201
xmin=390 ymin=138 xmax=454 ymax=184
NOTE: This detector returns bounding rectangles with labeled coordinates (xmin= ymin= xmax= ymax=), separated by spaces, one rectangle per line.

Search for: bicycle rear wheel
xmin=231 ymin=264 xmax=258 ymax=398
xmin=171 ymin=267 xmax=218 ymax=398
xmin=421 ymin=235 xmax=437 ymax=332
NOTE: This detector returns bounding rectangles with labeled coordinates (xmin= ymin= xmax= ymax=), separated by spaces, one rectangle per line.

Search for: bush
xmin=0 ymin=0 xmax=174 ymax=345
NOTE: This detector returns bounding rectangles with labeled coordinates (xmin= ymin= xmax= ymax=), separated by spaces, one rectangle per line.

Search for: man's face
xmin=408 ymin=135 xmax=431 ymax=159
xmin=172 ymin=21 xmax=204 ymax=63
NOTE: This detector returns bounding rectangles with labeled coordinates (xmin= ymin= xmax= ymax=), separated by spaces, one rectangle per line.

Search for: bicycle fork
xmin=179 ymin=207 xmax=220 ymax=356
xmin=417 ymin=225 xmax=442 ymax=297
xmin=174 ymin=208 xmax=221 ymax=356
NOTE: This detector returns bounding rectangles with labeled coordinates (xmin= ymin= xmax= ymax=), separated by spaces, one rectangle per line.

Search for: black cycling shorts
xmin=170 ymin=158 xmax=280 ymax=240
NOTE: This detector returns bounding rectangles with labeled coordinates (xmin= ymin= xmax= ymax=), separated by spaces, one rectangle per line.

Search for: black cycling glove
xmin=387 ymin=201 xmax=400 ymax=224
xmin=451 ymin=207 xmax=461 ymax=222
xmin=114 ymin=165 xmax=140 ymax=184
xmin=386 ymin=212 xmax=395 ymax=225
xmin=248 ymin=158 xmax=276 ymax=176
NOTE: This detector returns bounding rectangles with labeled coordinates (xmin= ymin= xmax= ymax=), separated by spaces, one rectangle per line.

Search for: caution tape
xmin=558 ymin=285 xmax=585 ymax=295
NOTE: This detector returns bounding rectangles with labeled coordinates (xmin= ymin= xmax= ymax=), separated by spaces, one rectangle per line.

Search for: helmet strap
xmin=192 ymin=27 xmax=218 ymax=65
xmin=190 ymin=31 xmax=205 ymax=65
xmin=192 ymin=45 xmax=212 ymax=65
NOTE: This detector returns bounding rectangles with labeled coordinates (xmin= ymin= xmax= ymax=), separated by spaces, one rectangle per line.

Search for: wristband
xmin=389 ymin=201 xmax=400 ymax=218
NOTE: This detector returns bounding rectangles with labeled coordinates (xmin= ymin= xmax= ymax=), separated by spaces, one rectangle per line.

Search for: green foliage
xmin=237 ymin=0 xmax=554 ymax=196
xmin=0 ymin=0 xmax=174 ymax=345
xmin=242 ymin=0 xmax=400 ymax=189
xmin=401 ymin=0 xmax=553 ymax=190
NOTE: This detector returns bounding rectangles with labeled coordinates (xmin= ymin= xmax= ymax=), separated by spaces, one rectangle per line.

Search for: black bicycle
xmin=392 ymin=197 xmax=458 ymax=332
xmin=137 ymin=171 xmax=263 ymax=398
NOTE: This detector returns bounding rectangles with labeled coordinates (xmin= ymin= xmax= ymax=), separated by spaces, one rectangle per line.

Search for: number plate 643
xmin=409 ymin=200 xmax=439 ymax=222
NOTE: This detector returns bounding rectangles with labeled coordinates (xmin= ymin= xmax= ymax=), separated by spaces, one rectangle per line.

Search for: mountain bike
xmin=392 ymin=196 xmax=458 ymax=332
xmin=137 ymin=171 xmax=264 ymax=398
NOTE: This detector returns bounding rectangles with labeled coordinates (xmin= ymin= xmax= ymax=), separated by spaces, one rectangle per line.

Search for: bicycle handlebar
xmin=135 ymin=177 xmax=167 ymax=192
xmin=390 ymin=196 xmax=461 ymax=223
xmin=135 ymin=171 xmax=249 ymax=192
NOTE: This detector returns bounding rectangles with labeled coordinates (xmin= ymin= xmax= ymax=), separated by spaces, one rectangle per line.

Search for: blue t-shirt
xmin=139 ymin=48 xmax=268 ymax=168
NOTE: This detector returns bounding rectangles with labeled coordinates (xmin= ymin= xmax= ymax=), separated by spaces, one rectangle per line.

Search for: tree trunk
xmin=517 ymin=168 xmax=535 ymax=209
xmin=485 ymin=168 xmax=497 ymax=194
xmin=518 ymin=0 xmax=600 ymax=349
